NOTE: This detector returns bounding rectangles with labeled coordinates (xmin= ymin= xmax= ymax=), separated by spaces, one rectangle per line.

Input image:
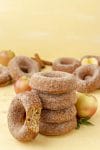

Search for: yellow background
xmin=0 ymin=0 xmax=100 ymax=150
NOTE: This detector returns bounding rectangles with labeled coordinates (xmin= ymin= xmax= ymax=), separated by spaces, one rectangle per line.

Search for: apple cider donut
xmin=81 ymin=55 xmax=100 ymax=65
xmin=52 ymin=57 xmax=81 ymax=73
xmin=39 ymin=117 xmax=77 ymax=136
xmin=74 ymin=64 xmax=100 ymax=93
xmin=30 ymin=71 xmax=77 ymax=94
xmin=7 ymin=90 xmax=42 ymax=142
xmin=8 ymin=56 xmax=40 ymax=81
xmin=38 ymin=91 xmax=77 ymax=110
xmin=0 ymin=65 xmax=12 ymax=86
xmin=40 ymin=105 xmax=77 ymax=123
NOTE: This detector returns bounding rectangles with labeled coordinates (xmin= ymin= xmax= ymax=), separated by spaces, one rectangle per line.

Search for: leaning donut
xmin=7 ymin=90 xmax=42 ymax=142
xmin=30 ymin=71 xmax=76 ymax=94
xmin=74 ymin=64 xmax=100 ymax=93
xmin=8 ymin=56 xmax=40 ymax=81
xmin=0 ymin=65 xmax=12 ymax=87
xmin=52 ymin=57 xmax=81 ymax=73
xmin=41 ymin=105 xmax=77 ymax=123
xmin=38 ymin=91 xmax=77 ymax=110
xmin=39 ymin=117 xmax=77 ymax=136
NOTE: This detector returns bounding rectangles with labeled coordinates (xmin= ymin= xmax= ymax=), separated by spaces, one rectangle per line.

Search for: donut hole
xmin=42 ymin=72 xmax=66 ymax=78
xmin=60 ymin=59 xmax=73 ymax=65
xmin=20 ymin=65 xmax=29 ymax=73
xmin=18 ymin=60 xmax=30 ymax=73
xmin=43 ymin=73 xmax=60 ymax=78
xmin=11 ymin=101 xmax=26 ymax=127
xmin=79 ymin=69 xmax=94 ymax=80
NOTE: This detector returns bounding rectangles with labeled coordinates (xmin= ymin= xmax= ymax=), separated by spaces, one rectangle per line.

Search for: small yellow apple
xmin=76 ymin=92 xmax=98 ymax=118
xmin=81 ymin=57 xmax=98 ymax=66
xmin=0 ymin=50 xmax=15 ymax=66
xmin=14 ymin=76 xmax=31 ymax=94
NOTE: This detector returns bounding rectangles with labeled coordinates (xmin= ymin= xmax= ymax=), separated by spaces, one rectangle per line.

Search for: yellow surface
xmin=0 ymin=0 xmax=100 ymax=150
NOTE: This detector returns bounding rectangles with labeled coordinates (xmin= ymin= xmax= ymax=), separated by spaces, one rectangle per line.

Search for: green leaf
xmin=82 ymin=120 xmax=94 ymax=126
xmin=76 ymin=123 xmax=80 ymax=129
xmin=76 ymin=117 xmax=94 ymax=129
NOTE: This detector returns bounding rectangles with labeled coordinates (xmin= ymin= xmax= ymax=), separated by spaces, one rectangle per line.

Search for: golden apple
xmin=14 ymin=76 xmax=31 ymax=93
xmin=0 ymin=50 xmax=15 ymax=66
xmin=81 ymin=57 xmax=98 ymax=65
xmin=76 ymin=92 xmax=98 ymax=118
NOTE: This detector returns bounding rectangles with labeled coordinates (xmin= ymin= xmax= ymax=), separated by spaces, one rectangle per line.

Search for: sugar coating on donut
xmin=0 ymin=65 xmax=12 ymax=86
xmin=39 ymin=117 xmax=77 ymax=136
xmin=30 ymin=71 xmax=77 ymax=94
xmin=40 ymin=105 xmax=77 ymax=123
xmin=7 ymin=90 xmax=42 ymax=142
xmin=8 ymin=56 xmax=40 ymax=81
xmin=38 ymin=91 xmax=77 ymax=110
xmin=74 ymin=64 xmax=100 ymax=93
xmin=52 ymin=57 xmax=81 ymax=73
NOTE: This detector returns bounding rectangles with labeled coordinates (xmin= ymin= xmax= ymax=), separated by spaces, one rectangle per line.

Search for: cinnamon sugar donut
xmin=41 ymin=105 xmax=77 ymax=123
xmin=39 ymin=117 xmax=77 ymax=136
xmin=0 ymin=65 xmax=12 ymax=86
xmin=74 ymin=65 xmax=100 ymax=93
xmin=30 ymin=71 xmax=76 ymax=94
xmin=81 ymin=55 xmax=100 ymax=65
xmin=52 ymin=57 xmax=81 ymax=73
xmin=8 ymin=56 xmax=40 ymax=81
xmin=38 ymin=91 xmax=77 ymax=110
xmin=7 ymin=90 xmax=42 ymax=142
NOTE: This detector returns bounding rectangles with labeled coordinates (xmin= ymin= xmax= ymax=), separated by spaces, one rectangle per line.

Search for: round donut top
xmin=9 ymin=55 xmax=40 ymax=74
xmin=30 ymin=71 xmax=77 ymax=93
xmin=53 ymin=57 xmax=80 ymax=66
xmin=31 ymin=71 xmax=76 ymax=81
xmin=74 ymin=64 xmax=100 ymax=81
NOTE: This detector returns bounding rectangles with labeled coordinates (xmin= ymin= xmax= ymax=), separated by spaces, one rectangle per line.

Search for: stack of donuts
xmin=30 ymin=71 xmax=77 ymax=135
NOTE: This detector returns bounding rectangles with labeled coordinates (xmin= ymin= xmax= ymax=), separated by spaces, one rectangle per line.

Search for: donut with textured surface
xmin=52 ymin=57 xmax=81 ymax=73
xmin=38 ymin=91 xmax=77 ymax=110
xmin=7 ymin=90 xmax=42 ymax=142
xmin=74 ymin=65 xmax=100 ymax=93
xmin=40 ymin=105 xmax=77 ymax=123
xmin=8 ymin=56 xmax=40 ymax=81
xmin=0 ymin=65 xmax=12 ymax=86
xmin=30 ymin=71 xmax=77 ymax=94
xmin=39 ymin=117 xmax=77 ymax=136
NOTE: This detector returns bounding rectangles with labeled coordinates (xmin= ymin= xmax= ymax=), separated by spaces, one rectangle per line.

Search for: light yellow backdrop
xmin=0 ymin=0 xmax=100 ymax=59
xmin=0 ymin=1 xmax=100 ymax=150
